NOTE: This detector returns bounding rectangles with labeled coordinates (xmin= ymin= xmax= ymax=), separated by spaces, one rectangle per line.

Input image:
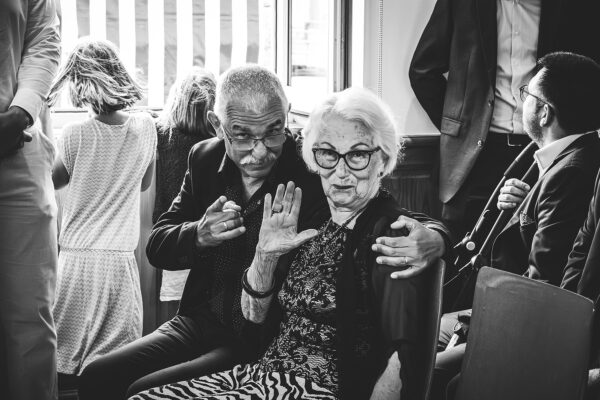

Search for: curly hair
xmin=48 ymin=38 xmax=142 ymax=114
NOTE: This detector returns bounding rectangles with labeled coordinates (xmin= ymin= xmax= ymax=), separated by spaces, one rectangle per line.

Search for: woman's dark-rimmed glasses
xmin=312 ymin=147 xmax=380 ymax=171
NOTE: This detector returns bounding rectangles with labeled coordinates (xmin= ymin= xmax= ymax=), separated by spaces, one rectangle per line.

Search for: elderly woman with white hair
xmin=131 ymin=87 xmax=430 ymax=400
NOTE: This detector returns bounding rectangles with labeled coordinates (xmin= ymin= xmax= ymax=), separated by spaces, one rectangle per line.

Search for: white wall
xmin=358 ymin=0 xmax=439 ymax=135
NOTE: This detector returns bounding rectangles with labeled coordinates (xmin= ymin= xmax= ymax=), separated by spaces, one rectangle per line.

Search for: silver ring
xmin=272 ymin=204 xmax=283 ymax=213
xmin=402 ymin=256 xmax=408 ymax=265
xmin=223 ymin=221 xmax=228 ymax=230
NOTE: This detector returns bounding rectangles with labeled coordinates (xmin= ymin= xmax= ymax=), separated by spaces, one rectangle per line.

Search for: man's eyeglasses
xmin=519 ymin=85 xmax=552 ymax=107
xmin=312 ymin=147 xmax=380 ymax=171
xmin=220 ymin=124 xmax=286 ymax=151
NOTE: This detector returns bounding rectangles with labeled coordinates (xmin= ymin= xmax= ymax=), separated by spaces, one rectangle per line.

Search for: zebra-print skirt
xmin=129 ymin=363 xmax=336 ymax=400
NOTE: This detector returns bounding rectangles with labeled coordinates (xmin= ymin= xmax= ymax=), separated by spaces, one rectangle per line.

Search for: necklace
xmin=324 ymin=204 xmax=369 ymax=239
xmin=303 ymin=203 xmax=371 ymax=268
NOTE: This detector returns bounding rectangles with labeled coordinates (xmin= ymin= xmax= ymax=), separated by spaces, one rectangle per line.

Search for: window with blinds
xmin=55 ymin=0 xmax=347 ymax=113
xmin=56 ymin=0 xmax=276 ymax=108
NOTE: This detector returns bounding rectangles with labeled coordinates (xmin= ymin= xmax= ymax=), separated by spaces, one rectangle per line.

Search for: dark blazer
xmin=338 ymin=191 xmax=426 ymax=400
xmin=561 ymin=171 xmax=600 ymax=361
xmin=266 ymin=191 xmax=431 ymax=400
xmin=490 ymin=132 xmax=600 ymax=286
xmin=146 ymin=135 xmax=452 ymax=324
xmin=409 ymin=0 xmax=600 ymax=203
xmin=146 ymin=136 xmax=327 ymax=320
xmin=562 ymin=170 xmax=600 ymax=296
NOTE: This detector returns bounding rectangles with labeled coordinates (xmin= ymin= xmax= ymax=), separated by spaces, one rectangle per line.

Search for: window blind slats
xmin=61 ymin=0 xmax=264 ymax=106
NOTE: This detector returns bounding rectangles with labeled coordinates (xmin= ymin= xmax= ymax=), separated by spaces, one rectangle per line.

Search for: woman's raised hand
xmin=257 ymin=182 xmax=318 ymax=257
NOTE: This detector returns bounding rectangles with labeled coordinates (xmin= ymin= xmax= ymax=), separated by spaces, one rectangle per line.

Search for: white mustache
xmin=240 ymin=153 xmax=276 ymax=166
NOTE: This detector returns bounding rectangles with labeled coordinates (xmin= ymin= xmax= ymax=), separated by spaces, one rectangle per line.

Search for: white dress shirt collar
xmin=534 ymin=133 xmax=586 ymax=177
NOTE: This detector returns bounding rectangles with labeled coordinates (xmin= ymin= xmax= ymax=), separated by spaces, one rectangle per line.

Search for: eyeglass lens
xmin=519 ymin=85 xmax=528 ymax=102
xmin=313 ymin=148 xmax=375 ymax=171
xmin=233 ymin=134 xmax=285 ymax=150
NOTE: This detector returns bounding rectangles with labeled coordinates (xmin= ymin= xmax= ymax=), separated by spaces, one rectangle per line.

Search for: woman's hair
xmin=159 ymin=67 xmax=217 ymax=138
xmin=301 ymin=87 xmax=402 ymax=176
xmin=48 ymin=38 xmax=143 ymax=114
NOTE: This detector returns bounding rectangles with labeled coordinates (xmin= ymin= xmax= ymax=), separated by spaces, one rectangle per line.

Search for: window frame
xmin=276 ymin=0 xmax=351 ymax=116
xmin=50 ymin=0 xmax=351 ymax=129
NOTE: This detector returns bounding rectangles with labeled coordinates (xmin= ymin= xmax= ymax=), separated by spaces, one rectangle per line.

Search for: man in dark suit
xmin=561 ymin=172 xmax=600 ymax=399
xmin=78 ymin=65 xmax=451 ymax=400
xmin=562 ymin=171 xmax=600 ymax=307
xmin=409 ymin=0 xmax=600 ymax=238
xmin=491 ymin=59 xmax=600 ymax=286
xmin=432 ymin=52 xmax=600 ymax=400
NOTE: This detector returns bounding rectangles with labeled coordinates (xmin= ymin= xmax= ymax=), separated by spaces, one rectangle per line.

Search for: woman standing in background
xmin=48 ymin=38 xmax=156 ymax=378
xmin=153 ymin=67 xmax=216 ymax=306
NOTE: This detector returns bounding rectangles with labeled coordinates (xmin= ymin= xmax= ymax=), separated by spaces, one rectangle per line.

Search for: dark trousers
xmin=442 ymin=133 xmax=530 ymax=240
xmin=78 ymin=315 xmax=244 ymax=400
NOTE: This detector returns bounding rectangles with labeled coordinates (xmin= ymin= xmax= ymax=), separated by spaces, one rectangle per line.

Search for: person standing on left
xmin=0 ymin=1 xmax=61 ymax=400
xmin=48 ymin=38 xmax=156 ymax=380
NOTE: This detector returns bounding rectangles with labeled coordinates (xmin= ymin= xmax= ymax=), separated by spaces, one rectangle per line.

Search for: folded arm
xmin=408 ymin=0 xmax=452 ymax=128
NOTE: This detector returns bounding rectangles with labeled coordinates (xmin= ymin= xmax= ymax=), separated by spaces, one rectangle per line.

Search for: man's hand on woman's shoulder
xmin=371 ymin=215 xmax=446 ymax=279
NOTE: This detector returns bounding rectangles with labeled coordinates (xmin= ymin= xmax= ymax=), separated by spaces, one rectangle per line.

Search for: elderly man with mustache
xmin=78 ymin=65 xmax=451 ymax=400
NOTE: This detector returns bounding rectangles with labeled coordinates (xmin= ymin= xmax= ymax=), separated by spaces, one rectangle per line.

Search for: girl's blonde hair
xmin=159 ymin=67 xmax=216 ymax=138
xmin=48 ymin=38 xmax=142 ymax=114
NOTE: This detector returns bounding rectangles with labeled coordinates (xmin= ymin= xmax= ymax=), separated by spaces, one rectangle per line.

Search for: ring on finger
xmin=402 ymin=256 xmax=408 ymax=265
xmin=272 ymin=204 xmax=283 ymax=213
xmin=223 ymin=221 xmax=228 ymax=231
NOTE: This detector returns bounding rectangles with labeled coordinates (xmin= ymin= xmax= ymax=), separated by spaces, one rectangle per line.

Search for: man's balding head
xmin=208 ymin=65 xmax=289 ymax=180
xmin=214 ymin=65 xmax=289 ymax=120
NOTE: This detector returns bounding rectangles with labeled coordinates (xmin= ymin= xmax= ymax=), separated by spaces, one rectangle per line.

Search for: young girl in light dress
xmin=48 ymin=38 xmax=156 ymax=378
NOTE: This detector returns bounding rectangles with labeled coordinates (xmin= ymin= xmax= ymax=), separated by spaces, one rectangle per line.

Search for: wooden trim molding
xmin=383 ymin=133 xmax=441 ymax=218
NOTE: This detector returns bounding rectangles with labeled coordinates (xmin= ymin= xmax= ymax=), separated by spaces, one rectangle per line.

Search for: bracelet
xmin=241 ymin=267 xmax=276 ymax=298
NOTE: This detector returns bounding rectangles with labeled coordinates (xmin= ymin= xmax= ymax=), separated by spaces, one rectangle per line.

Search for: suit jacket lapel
xmin=476 ymin=0 xmax=498 ymax=85
xmin=540 ymin=133 xmax=596 ymax=179
xmin=500 ymin=133 xmax=595 ymax=234
xmin=537 ymin=0 xmax=563 ymax=57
